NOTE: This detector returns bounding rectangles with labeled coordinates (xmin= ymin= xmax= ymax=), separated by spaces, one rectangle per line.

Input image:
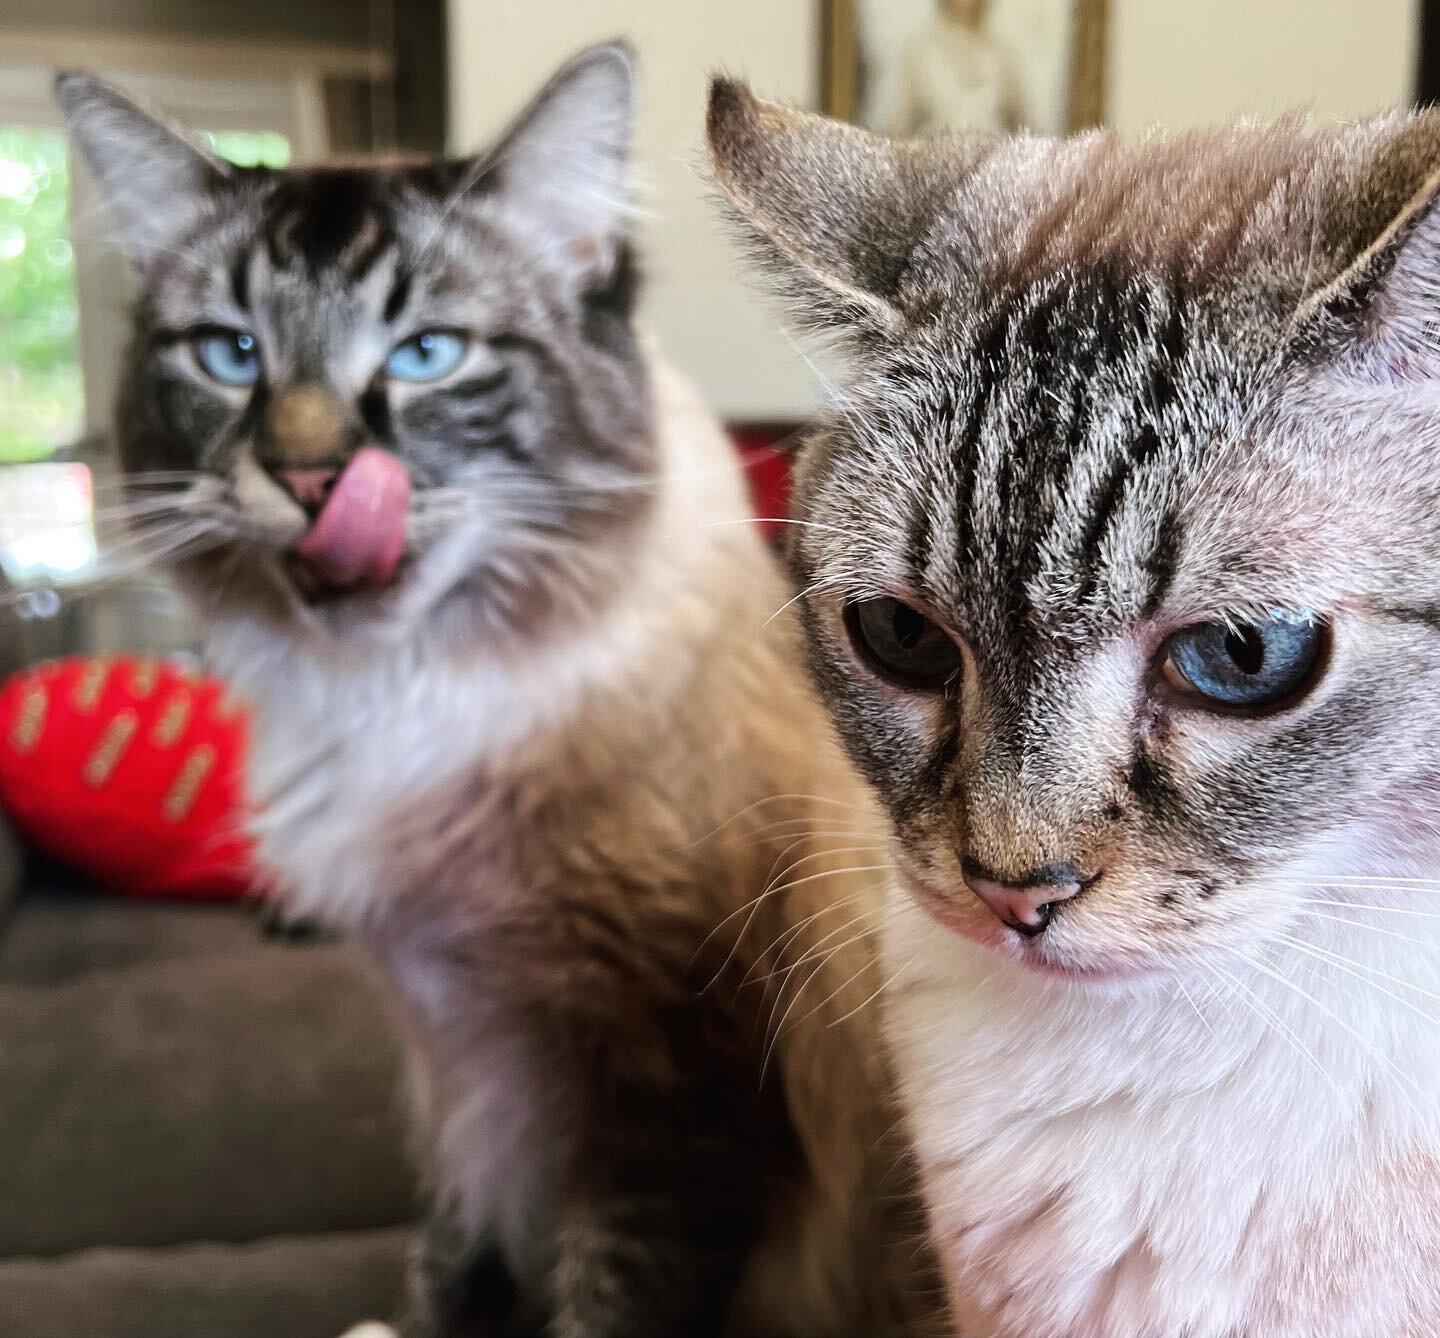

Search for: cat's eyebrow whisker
xmin=763 ymin=576 xmax=846 ymax=629
xmin=692 ymin=517 xmax=864 ymax=540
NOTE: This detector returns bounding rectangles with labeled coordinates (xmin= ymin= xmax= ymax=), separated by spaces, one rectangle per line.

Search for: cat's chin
xmin=284 ymin=551 xmax=416 ymax=608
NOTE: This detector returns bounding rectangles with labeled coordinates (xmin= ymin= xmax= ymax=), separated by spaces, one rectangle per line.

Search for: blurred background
xmin=0 ymin=3 xmax=1433 ymax=1336
xmin=0 ymin=0 xmax=1432 ymax=661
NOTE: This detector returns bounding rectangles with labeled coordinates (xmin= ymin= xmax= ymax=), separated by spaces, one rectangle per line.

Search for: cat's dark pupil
xmin=1225 ymin=626 xmax=1265 ymax=675
xmin=893 ymin=604 xmax=927 ymax=651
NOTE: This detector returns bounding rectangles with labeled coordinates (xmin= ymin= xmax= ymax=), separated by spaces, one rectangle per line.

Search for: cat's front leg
xmin=397 ymin=1211 xmax=543 ymax=1338
xmin=543 ymin=1002 xmax=773 ymax=1338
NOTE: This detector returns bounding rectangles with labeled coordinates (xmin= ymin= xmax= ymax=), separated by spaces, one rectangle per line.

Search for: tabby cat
xmin=709 ymin=80 xmax=1440 ymax=1337
xmin=57 ymin=48 xmax=938 ymax=1338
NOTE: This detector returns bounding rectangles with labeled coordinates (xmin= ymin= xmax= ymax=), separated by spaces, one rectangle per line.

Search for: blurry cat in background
xmin=710 ymin=80 xmax=1440 ymax=1337
xmin=58 ymin=46 xmax=939 ymax=1338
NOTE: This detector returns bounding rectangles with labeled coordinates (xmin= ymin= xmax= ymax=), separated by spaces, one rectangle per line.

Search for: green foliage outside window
xmin=0 ymin=128 xmax=78 ymax=464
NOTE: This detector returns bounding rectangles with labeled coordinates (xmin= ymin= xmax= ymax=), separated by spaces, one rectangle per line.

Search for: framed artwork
xmin=820 ymin=0 xmax=1108 ymax=136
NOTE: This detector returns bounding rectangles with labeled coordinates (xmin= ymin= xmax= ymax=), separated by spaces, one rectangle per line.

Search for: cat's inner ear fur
xmin=705 ymin=77 xmax=987 ymax=336
xmin=1306 ymin=166 xmax=1440 ymax=373
xmin=462 ymin=40 xmax=635 ymax=287
xmin=55 ymin=72 xmax=228 ymax=263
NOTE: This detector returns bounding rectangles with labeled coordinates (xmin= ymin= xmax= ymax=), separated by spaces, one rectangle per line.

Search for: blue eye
xmin=1162 ymin=614 xmax=1325 ymax=710
xmin=385 ymin=330 xmax=467 ymax=382
xmin=194 ymin=330 xmax=261 ymax=386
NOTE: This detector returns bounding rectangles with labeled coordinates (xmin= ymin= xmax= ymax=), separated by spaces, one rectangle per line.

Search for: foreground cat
xmin=709 ymin=81 xmax=1440 ymax=1337
xmin=58 ymin=49 xmax=937 ymax=1338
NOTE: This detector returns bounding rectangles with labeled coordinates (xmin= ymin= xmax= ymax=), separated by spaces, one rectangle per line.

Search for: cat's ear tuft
xmin=467 ymin=41 xmax=636 ymax=286
xmin=705 ymin=77 xmax=985 ymax=338
xmin=1302 ymin=158 xmax=1440 ymax=375
xmin=55 ymin=72 xmax=227 ymax=264
xmin=706 ymin=78 xmax=910 ymax=335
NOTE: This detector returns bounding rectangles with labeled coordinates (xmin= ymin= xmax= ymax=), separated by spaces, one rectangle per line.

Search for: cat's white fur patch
xmin=337 ymin=1324 xmax=397 ymax=1338
xmin=882 ymin=833 xmax=1440 ymax=1338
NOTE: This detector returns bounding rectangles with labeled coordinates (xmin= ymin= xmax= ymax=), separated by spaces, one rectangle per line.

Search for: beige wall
xmin=447 ymin=0 xmax=821 ymax=421
xmin=1110 ymin=0 xmax=1420 ymax=130
xmin=448 ymin=1 xmax=1425 ymax=419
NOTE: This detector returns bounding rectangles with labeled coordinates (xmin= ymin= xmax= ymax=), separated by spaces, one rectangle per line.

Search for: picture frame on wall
xmin=820 ymin=0 xmax=1108 ymax=136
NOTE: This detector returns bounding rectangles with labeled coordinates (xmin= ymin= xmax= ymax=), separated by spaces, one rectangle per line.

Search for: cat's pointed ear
xmin=55 ymin=72 xmax=227 ymax=263
xmin=463 ymin=41 xmax=635 ymax=285
xmin=1303 ymin=166 xmax=1440 ymax=373
xmin=705 ymin=77 xmax=982 ymax=337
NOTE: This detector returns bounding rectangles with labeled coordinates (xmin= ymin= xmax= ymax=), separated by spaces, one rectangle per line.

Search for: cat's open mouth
xmin=286 ymin=448 xmax=412 ymax=602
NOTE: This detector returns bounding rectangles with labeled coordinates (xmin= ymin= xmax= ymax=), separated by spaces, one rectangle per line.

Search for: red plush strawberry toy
xmin=0 ymin=656 xmax=256 ymax=898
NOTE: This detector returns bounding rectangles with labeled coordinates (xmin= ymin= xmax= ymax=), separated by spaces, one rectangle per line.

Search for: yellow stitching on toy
xmin=73 ymin=660 xmax=107 ymax=712
xmin=10 ymin=686 xmax=48 ymax=754
xmin=83 ymin=709 xmax=138 ymax=786
xmin=163 ymin=744 xmax=216 ymax=822
xmin=130 ymin=659 xmax=160 ymax=698
xmin=151 ymin=694 xmax=191 ymax=748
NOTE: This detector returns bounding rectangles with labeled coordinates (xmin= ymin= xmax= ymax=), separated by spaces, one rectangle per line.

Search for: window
xmin=0 ymin=126 xmax=80 ymax=464
xmin=199 ymin=128 xmax=292 ymax=169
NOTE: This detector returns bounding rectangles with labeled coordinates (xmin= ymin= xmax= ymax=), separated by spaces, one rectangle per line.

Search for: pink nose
xmin=273 ymin=467 xmax=339 ymax=516
xmin=961 ymin=858 xmax=1085 ymax=937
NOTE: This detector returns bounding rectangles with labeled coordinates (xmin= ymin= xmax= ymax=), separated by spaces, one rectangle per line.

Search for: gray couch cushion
xmin=0 ymin=1226 xmax=409 ymax=1338
xmin=0 ymin=884 xmax=416 ymax=1256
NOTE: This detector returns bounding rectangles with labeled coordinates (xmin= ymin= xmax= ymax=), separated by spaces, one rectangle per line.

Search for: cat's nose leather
xmin=961 ymin=857 xmax=1085 ymax=937
xmin=272 ymin=466 xmax=340 ymax=517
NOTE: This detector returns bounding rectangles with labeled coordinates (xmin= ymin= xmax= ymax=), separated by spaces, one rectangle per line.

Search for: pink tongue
xmin=293 ymin=447 xmax=411 ymax=590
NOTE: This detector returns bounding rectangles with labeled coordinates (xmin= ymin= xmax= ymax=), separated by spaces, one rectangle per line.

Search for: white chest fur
xmin=213 ymin=634 xmax=537 ymax=920
xmin=881 ymin=888 xmax=1440 ymax=1338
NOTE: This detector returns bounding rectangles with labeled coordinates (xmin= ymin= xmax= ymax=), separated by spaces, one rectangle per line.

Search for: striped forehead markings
xmin=903 ymin=270 xmax=1193 ymax=631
